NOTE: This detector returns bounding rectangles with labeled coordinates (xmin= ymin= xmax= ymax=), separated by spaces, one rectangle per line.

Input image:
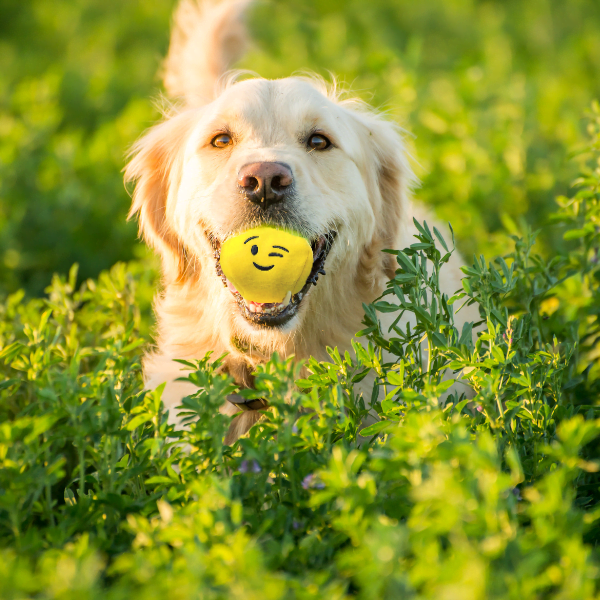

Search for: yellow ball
xmin=220 ymin=226 xmax=313 ymax=303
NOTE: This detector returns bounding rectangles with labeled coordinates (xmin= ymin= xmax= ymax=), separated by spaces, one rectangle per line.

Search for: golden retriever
xmin=125 ymin=0 xmax=475 ymax=442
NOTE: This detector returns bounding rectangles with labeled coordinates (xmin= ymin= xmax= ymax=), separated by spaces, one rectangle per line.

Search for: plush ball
xmin=220 ymin=226 xmax=313 ymax=303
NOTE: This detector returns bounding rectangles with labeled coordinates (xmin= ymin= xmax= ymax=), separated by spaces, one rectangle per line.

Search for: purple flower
xmin=239 ymin=459 xmax=261 ymax=474
xmin=302 ymin=474 xmax=325 ymax=490
xmin=292 ymin=519 xmax=302 ymax=530
xmin=292 ymin=424 xmax=299 ymax=434
xmin=511 ymin=487 xmax=522 ymax=501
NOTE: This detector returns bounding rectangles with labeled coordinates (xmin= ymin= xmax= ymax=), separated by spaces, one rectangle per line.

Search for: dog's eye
xmin=211 ymin=133 xmax=232 ymax=148
xmin=307 ymin=134 xmax=331 ymax=151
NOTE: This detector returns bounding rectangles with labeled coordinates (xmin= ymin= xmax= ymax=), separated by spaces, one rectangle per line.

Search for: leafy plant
xmin=1 ymin=107 xmax=600 ymax=597
xmin=3 ymin=0 xmax=600 ymax=294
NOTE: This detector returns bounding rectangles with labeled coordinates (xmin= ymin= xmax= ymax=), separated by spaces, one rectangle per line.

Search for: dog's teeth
xmin=282 ymin=291 xmax=292 ymax=306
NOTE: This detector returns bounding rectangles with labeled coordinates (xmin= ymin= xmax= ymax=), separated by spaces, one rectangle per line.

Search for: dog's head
xmin=126 ymin=76 xmax=414 ymax=345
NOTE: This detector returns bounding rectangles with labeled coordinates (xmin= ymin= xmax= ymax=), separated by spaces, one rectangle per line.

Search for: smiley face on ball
xmin=220 ymin=226 xmax=313 ymax=304
xmin=246 ymin=234 xmax=289 ymax=272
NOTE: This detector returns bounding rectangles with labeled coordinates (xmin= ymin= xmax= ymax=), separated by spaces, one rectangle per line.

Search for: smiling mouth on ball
xmin=252 ymin=262 xmax=274 ymax=272
xmin=211 ymin=231 xmax=336 ymax=327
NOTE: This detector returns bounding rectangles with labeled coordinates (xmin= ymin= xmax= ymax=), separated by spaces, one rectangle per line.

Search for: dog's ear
xmin=364 ymin=117 xmax=416 ymax=280
xmin=125 ymin=111 xmax=195 ymax=283
xmin=376 ymin=123 xmax=414 ymax=279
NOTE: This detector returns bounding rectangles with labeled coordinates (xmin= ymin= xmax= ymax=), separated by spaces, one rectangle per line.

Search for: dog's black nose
xmin=238 ymin=162 xmax=293 ymax=208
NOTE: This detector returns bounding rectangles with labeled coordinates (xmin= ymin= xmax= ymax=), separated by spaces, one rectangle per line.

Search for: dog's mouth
xmin=211 ymin=231 xmax=336 ymax=327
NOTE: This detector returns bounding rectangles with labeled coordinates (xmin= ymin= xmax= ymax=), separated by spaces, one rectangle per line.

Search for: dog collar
xmin=227 ymin=395 xmax=268 ymax=412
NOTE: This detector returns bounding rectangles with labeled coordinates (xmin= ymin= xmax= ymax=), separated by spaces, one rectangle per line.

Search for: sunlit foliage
xmin=0 ymin=108 xmax=599 ymax=597
xmin=2 ymin=1 xmax=600 ymax=596
xmin=2 ymin=0 xmax=600 ymax=293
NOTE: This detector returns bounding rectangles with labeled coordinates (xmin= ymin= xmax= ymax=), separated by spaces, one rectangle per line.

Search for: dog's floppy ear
xmin=364 ymin=116 xmax=416 ymax=280
xmin=125 ymin=111 xmax=196 ymax=283
xmin=376 ymin=123 xmax=414 ymax=280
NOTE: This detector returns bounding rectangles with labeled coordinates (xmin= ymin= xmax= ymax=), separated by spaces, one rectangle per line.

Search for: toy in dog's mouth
xmin=211 ymin=231 xmax=336 ymax=327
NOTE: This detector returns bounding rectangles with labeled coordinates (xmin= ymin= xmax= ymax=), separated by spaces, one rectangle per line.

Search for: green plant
xmin=3 ymin=0 xmax=600 ymax=294
xmin=1 ymin=107 xmax=599 ymax=597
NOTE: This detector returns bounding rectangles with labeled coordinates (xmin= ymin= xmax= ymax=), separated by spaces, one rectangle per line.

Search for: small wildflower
xmin=301 ymin=474 xmax=314 ymax=489
xmin=292 ymin=424 xmax=298 ymax=434
xmin=476 ymin=404 xmax=483 ymax=413
xmin=302 ymin=474 xmax=325 ymax=490
xmin=292 ymin=519 xmax=302 ymax=530
xmin=240 ymin=459 xmax=261 ymax=474
xmin=511 ymin=487 xmax=522 ymax=501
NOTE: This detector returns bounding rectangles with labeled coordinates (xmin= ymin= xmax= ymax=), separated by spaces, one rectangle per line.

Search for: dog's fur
xmin=125 ymin=0 xmax=476 ymax=442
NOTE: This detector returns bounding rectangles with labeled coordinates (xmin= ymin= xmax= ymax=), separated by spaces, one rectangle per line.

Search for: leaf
xmin=145 ymin=476 xmax=175 ymax=485
xmin=563 ymin=228 xmax=590 ymax=240
xmin=393 ymin=274 xmax=417 ymax=283
xmin=0 ymin=378 xmax=20 ymax=391
xmin=453 ymin=398 xmax=471 ymax=414
xmin=448 ymin=293 xmax=465 ymax=306
xmin=430 ymin=331 xmax=447 ymax=348
xmin=24 ymin=415 xmax=59 ymax=444
xmin=412 ymin=218 xmax=427 ymax=237
xmin=37 ymin=309 xmax=52 ymax=335
xmin=491 ymin=346 xmax=505 ymax=363
xmin=459 ymin=322 xmax=473 ymax=346
xmin=387 ymin=371 xmax=404 ymax=386
xmin=64 ymin=489 xmax=76 ymax=506
xmin=351 ymin=369 xmax=371 ymax=383
xmin=395 ymin=251 xmax=417 ymax=274
xmin=0 ymin=342 xmax=25 ymax=362
xmin=126 ymin=413 xmax=152 ymax=431
xmin=296 ymin=378 xmax=315 ymax=389
xmin=359 ymin=420 xmax=396 ymax=437
xmin=433 ymin=226 xmax=449 ymax=251
xmin=356 ymin=326 xmax=376 ymax=337
xmin=121 ymin=339 xmax=146 ymax=353
xmin=373 ymin=301 xmax=400 ymax=313
xmin=436 ymin=379 xmax=456 ymax=393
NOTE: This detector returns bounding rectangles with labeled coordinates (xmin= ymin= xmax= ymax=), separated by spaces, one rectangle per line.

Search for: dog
xmin=125 ymin=0 xmax=475 ymax=443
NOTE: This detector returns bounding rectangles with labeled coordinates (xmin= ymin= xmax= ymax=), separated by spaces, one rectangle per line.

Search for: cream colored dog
xmin=125 ymin=0 xmax=474 ymax=442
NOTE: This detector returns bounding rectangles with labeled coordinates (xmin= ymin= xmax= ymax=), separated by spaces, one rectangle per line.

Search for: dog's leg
xmin=220 ymin=393 xmax=268 ymax=445
xmin=224 ymin=410 xmax=263 ymax=445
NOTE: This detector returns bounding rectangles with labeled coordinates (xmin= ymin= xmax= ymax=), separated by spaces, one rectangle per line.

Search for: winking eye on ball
xmin=217 ymin=225 xmax=334 ymax=321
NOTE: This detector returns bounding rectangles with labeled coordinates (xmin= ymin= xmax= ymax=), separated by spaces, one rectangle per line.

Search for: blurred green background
xmin=1 ymin=0 xmax=599 ymax=295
